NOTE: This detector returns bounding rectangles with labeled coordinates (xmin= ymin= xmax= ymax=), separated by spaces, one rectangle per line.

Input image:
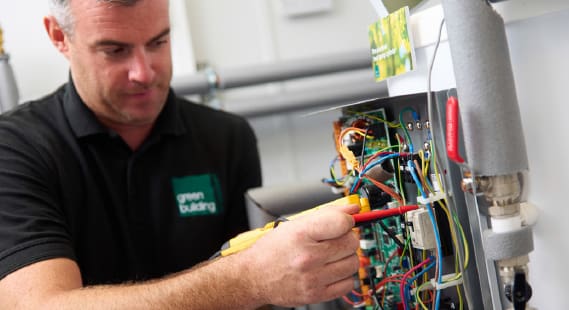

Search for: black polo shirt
xmin=0 ymin=81 xmax=261 ymax=284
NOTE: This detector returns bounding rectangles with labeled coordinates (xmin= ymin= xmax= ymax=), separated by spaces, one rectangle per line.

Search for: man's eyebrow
xmin=94 ymin=28 xmax=171 ymax=47
xmin=147 ymin=28 xmax=171 ymax=44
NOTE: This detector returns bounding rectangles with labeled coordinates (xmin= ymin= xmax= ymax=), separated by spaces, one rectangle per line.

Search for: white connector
xmin=417 ymin=192 xmax=446 ymax=205
xmin=360 ymin=239 xmax=376 ymax=250
xmin=406 ymin=209 xmax=436 ymax=250
xmin=430 ymin=273 xmax=463 ymax=290
xmin=412 ymin=273 xmax=463 ymax=293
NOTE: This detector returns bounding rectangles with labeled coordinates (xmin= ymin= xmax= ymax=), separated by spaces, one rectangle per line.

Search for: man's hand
xmin=241 ymin=204 xmax=360 ymax=307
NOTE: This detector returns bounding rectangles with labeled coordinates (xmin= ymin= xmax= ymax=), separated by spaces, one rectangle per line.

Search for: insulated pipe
xmin=441 ymin=1 xmax=534 ymax=309
xmin=441 ymin=0 xmax=528 ymax=176
xmin=171 ymin=48 xmax=372 ymax=96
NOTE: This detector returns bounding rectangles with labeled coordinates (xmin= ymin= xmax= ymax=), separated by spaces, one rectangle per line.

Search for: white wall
xmin=184 ymin=0 xmax=383 ymax=185
xmin=507 ymin=10 xmax=569 ymax=308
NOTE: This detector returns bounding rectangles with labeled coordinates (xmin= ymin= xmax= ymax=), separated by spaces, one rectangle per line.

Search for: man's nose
xmin=128 ymin=49 xmax=155 ymax=86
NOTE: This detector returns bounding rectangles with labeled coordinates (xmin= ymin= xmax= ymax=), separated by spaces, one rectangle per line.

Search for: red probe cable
xmin=352 ymin=205 xmax=419 ymax=223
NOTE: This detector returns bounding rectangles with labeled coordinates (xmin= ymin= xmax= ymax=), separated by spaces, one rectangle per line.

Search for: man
xmin=0 ymin=0 xmax=360 ymax=309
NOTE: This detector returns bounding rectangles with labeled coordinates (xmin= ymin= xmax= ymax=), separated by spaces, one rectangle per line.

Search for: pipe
xmin=0 ymin=26 xmax=19 ymax=113
xmin=217 ymin=48 xmax=372 ymax=89
xmin=441 ymin=1 xmax=534 ymax=309
xmin=441 ymin=0 xmax=528 ymax=176
xmin=223 ymin=76 xmax=388 ymax=118
xmin=170 ymin=72 xmax=211 ymax=96
xmin=171 ymin=48 xmax=372 ymax=96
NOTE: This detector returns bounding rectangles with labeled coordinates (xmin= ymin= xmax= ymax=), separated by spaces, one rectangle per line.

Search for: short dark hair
xmin=48 ymin=0 xmax=141 ymax=35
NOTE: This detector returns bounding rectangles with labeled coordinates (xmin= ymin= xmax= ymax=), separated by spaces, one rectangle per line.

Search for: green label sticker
xmin=172 ymin=174 xmax=223 ymax=217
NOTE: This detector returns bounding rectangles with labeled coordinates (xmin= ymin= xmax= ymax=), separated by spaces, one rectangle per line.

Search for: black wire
xmin=360 ymin=127 xmax=370 ymax=168
xmin=378 ymin=220 xmax=405 ymax=249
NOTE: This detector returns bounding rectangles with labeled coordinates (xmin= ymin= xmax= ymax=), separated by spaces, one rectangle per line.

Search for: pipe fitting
xmin=488 ymin=203 xmax=520 ymax=218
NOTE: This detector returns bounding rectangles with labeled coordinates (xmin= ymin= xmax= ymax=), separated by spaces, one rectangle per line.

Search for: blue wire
xmin=408 ymin=257 xmax=436 ymax=285
xmin=403 ymin=259 xmax=436 ymax=309
xmin=408 ymin=160 xmax=443 ymax=310
xmin=361 ymin=153 xmax=400 ymax=176
xmin=349 ymin=153 xmax=400 ymax=193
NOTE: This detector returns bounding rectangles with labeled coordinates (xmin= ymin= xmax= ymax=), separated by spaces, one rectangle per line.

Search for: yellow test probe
xmin=217 ymin=194 xmax=365 ymax=258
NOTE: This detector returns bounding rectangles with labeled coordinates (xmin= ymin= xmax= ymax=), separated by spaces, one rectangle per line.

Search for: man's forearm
xmin=2 ymin=206 xmax=359 ymax=309
xmin=43 ymin=255 xmax=264 ymax=310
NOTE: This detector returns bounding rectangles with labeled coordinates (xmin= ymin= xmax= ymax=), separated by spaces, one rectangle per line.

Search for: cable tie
xmin=430 ymin=273 xmax=463 ymax=290
xmin=417 ymin=192 xmax=446 ymax=205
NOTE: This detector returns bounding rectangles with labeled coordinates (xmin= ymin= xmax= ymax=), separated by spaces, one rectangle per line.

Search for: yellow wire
xmin=429 ymin=139 xmax=470 ymax=271
xmin=437 ymin=198 xmax=470 ymax=272
xmin=457 ymin=284 xmax=464 ymax=310
xmin=428 ymin=136 xmax=468 ymax=310
xmin=346 ymin=109 xmax=401 ymax=128
xmin=395 ymin=133 xmax=406 ymax=204
xmin=416 ymin=281 xmax=431 ymax=310
xmin=400 ymin=235 xmax=411 ymax=266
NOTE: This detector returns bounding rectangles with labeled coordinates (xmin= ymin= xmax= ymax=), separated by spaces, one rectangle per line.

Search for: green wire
xmin=399 ymin=107 xmax=417 ymax=153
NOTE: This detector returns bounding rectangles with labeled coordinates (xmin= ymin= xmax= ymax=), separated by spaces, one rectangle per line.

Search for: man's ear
xmin=43 ymin=16 xmax=70 ymax=58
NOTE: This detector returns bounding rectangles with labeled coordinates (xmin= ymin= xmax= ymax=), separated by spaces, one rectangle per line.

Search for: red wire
xmin=364 ymin=175 xmax=404 ymax=205
xmin=399 ymin=257 xmax=433 ymax=310
xmin=342 ymin=295 xmax=363 ymax=306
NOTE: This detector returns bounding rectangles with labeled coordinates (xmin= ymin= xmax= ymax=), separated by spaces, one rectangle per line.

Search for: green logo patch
xmin=172 ymin=174 xmax=223 ymax=217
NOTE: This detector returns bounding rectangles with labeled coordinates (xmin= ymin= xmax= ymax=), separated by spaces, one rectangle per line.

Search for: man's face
xmin=65 ymin=0 xmax=172 ymax=127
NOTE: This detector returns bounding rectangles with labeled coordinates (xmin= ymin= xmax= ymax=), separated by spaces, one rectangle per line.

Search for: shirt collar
xmin=63 ymin=78 xmax=186 ymax=139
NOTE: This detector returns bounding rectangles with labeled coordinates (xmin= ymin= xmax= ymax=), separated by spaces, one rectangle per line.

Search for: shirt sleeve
xmin=0 ymin=115 xmax=76 ymax=280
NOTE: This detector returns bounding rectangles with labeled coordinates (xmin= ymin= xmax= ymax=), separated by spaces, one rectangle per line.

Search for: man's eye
xmin=152 ymin=39 xmax=168 ymax=48
xmin=103 ymin=47 xmax=127 ymax=57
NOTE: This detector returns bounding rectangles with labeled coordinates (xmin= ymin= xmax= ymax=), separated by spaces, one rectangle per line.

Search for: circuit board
xmin=327 ymin=93 xmax=465 ymax=310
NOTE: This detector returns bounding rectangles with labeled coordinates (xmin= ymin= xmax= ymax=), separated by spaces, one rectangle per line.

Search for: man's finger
xmin=326 ymin=203 xmax=361 ymax=215
xmin=302 ymin=208 xmax=355 ymax=241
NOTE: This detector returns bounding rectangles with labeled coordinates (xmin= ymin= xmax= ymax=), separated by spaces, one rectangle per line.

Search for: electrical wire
xmin=399 ymin=257 xmax=435 ymax=310
xmin=395 ymin=134 xmax=408 ymax=205
xmin=364 ymin=175 xmax=404 ymax=205
xmin=429 ymin=144 xmax=469 ymax=310
xmin=429 ymin=128 xmax=469 ymax=310
xmin=360 ymin=127 xmax=370 ymax=168
xmin=399 ymin=107 xmax=419 ymax=153
xmin=337 ymin=127 xmax=374 ymax=150
xmin=422 ymin=17 xmax=473 ymax=310
xmin=350 ymin=153 xmax=400 ymax=193
xmin=408 ymin=160 xmax=443 ymax=310
xmin=426 ymin=17 xmax=449 ymax=201
xmin=416 ymin=281 xmax=432 ymax=310
xmin=377 ymin=220 xmax=405 ymax=249
xmin=346 ymin=109 xmax=402 ymax=128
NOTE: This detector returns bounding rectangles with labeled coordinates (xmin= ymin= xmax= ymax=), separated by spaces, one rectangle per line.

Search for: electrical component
xmin=406 ymin=208 xmax=436 ymax=250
